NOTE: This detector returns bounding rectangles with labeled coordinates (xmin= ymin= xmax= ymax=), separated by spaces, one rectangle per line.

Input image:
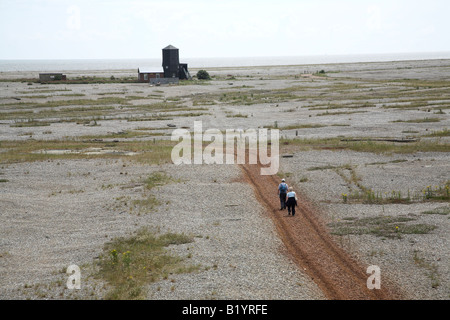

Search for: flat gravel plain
xmin=0 ymin=59 xmax=448 ymax=299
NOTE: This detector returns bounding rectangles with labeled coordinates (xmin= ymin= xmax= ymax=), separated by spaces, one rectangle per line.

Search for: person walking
xmin=278 ymin=179 xmax=288 ymax=210
xmin=286 ymin=187 xmax=298 ymax=216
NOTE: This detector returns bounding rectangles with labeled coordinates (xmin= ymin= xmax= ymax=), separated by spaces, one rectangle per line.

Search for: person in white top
xmin=286 ymin=187 xmax=298 ymax=216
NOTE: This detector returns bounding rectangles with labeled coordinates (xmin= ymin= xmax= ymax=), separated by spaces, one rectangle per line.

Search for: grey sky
xmin=0 ymin=0 xmax=449 ymax=59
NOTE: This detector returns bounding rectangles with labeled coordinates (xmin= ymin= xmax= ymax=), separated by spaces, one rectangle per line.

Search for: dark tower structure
xmin=162 ymin=45 xmax=180 ymax=79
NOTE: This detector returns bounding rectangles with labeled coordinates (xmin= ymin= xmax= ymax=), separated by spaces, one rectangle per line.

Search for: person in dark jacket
xmin=286 ymin=187 xmax=298 ymax=216
xmin=278 ymin=179 xmax=288 ymax=210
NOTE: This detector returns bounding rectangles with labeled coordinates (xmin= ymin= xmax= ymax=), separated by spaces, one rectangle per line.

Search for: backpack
xmin=279 ymin=183 xmax=288 ymax=193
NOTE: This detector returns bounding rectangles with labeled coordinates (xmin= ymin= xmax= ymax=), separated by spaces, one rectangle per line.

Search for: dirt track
xmin=240 ymin=162 xmax=404 ymax=300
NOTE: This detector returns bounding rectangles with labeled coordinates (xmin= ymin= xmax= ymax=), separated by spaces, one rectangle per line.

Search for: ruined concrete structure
xmin=39 ymin=73 xmax=66 ymax=81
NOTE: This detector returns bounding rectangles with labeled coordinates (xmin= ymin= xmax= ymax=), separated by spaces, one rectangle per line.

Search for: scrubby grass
xmin=133 ymin=101 xmax=183 ymax=111
xmin=345 ymin=140 xmax=449 ymax=154
xmin=331 ymin=164 xmax=449 ymax=204
xmin=10 ymin=120 xmax=51 ymax=127
xmin=392 ymin=118 xmax=441 ymax=123
xmin=0 ymin=110 xmax=35 ymax=120
xmin=316 ymin=110 xmax=367 ymax=116
xmin=192 ymin=97 xmax=216 ymax=106
xmin=144 ymin=171 xmax=175 ymax=190
xmin=345 ymin=183 xmax=449 ymax=205
xmin=18 ymin=89 xmax=72 ymax=94
xmin=424 ymin=128 xmax=450 ymax=137
xmin=127 ymin=115 xmax=174 ymax=122
xmin=178 ymin=79 xmax=211 ymax=86
xmin=1 ymin=102 xmax=208 ymax=123
xmin=421 ymin=206 xmax=450 ymax=215
xmin=220 ymin=85 xmax=255 ymax=90
xmin=96 ymin=228 xmax=199 ymax=300
xmin=2 ymin=97 xmax=130 ymax=109
xmin=42 ymin=76 xmax=139 ymax=84
xmin=365 ymin=159 xmax=407 ymax=166
xmin=328 ymin=215 xmax=436 ymax=239
xmin=340 ymin=166 xmax=449 ymax=204
xmin=313 ymin=70 xmax=327 ymax=77
xmin=226 ymin=113 xmax=248 ymax=118
xmin=346 ymin=189 xmax=410 ymax=204
xmin=413 ymin=250 xmax=441 ymax=288
xmin=127 ymin=171 xmax=180 ymax=215
xmin=267 ymin=123 xmax=327 ymax=130
xmin=132 ymin=195 xmax=160 ymax=213
xmin=78 ymin=130 xmax=165 ymax=140
xmin=395 ymin=79 xmax=450 ymax=88
xmin=421 ymin=184 xmax=450 ymax=201
xmin=97 ymin=91 xmax=128 ymax=96
xmin=1 ymin=106 xmax=117 ymax=122
xmin=280 ymin=137 xmax=450 ymax=154
xmin=217 ymin=90 xmax=298 ymax=106
xmin=0 ymin=139 xmax=175 ymax=164
xmin=191 ymin=87 xmax=264 ymax=106
xmin=283 ymin=77 xmax=450 ymax=106
xmin=307 ymin=164 xmax=351 ymax=171
xmin=308 ymin=103 xmax=375 ymax=111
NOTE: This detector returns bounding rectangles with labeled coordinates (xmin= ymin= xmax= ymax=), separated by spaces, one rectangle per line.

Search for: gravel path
xmin=240 ymin=162 xmax=402 ymax=299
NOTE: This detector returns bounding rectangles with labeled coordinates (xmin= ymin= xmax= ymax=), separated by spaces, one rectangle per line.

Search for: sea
xmin=1 ymin=52 xmax=449 ymax=72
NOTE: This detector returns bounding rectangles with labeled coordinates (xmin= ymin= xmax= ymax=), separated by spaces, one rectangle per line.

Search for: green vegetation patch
xmin=10 ymin=120 xmax=51 ymax=127
xmin=218 ymin=90 xmax=298 ymax=105
xmin=2 ymin=97 xmax=130 ymax=109
xmin=132 ymin=195 xmax=160 ymax=213
xmin=266 ymin=123 xmax=327 ymax=130
xmin=316 ymin=110 xmax=367 ymax=116
xmin=413 ymin=250 xmax=441 ymax=289
xmin=328 ymin=215 xmax=436 ymax=239
xmin=424 ymin=128 xmax=450 ymax=137
xmin=0 ymin=139 xmax=175 ymax=164
xmin=126 ymin=171 xmax=181 ymax=215
xmin=280 ymin=137 xmax=450 ymax=155
xmin=421 ymin=206 xmax=450 ymax=215
xmin=338 ymin=167 xmax=449 ymax=204
xmin=392 ymin=117 xmax=441 ymax=123
xmin=226 ymin=113 xmax=248 ymax=118
xmin=96 ymin=228 xmax=199 ymax=300
xmin=144 ymin=171 xmax=176 ymax=190
xmin=130 ymin=171 xmax=177 ymax=214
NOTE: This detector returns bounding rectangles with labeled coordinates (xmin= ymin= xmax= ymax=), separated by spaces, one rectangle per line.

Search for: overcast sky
xmin=0 ymin=0 xmax=449 ymax=60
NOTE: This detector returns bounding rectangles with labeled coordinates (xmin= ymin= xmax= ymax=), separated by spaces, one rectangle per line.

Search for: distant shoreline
xmin=1 ymin=51 xmax=450 ymax=72
xmin=0 ymin=57 xmax=449 ymax=81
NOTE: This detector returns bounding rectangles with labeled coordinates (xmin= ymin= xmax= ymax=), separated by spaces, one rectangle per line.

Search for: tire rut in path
xmin=240 ymin=163 xmax=402 ymax=300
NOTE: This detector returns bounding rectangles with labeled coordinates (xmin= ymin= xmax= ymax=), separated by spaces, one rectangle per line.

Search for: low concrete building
xmin=39 ymin=73 xmax=66 ymax=81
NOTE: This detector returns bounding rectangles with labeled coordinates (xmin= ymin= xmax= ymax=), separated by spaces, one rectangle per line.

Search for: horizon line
xmin=1 ymin=50 xmax=450 ymax=61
